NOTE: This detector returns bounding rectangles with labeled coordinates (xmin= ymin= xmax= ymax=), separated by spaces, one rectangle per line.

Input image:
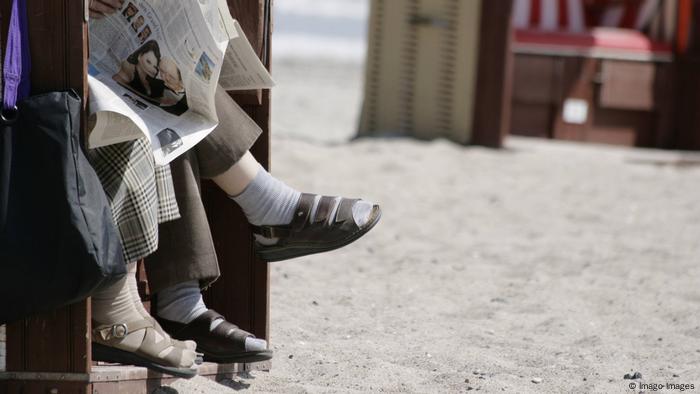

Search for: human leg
xmin=91 ymin=262 xmax=198 ymax=378
xmin=195 ymin=86 xmax=380 ymax=254
xmin=150 ymin=85 xmax=380 ymax=361
xmin=145 ymin=145 xmax=271 ymax=362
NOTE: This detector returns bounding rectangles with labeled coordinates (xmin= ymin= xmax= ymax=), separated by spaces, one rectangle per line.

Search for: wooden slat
xmin=6 ymin=381 xmax=90 ymax=394
xmin=599 ymin=61 xmax=655 ymax=111
xmin=201 ymin=0 xmax=271 ymax=342
xmin=5 ymin=0 xmax=90 ymax=379
xmin=512 ymin=55 xmax=555 ymax=103
xmin=471 ymin=0 xmax=513 ymax=148
xmin=652 ymin=62 xmax=676 ymax=149
xmin=510 ymin=102 xmax=552 ymax=137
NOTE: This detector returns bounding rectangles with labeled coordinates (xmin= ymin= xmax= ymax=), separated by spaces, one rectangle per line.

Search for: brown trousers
xmin=144 ymin=86 xmax=261 ymax=293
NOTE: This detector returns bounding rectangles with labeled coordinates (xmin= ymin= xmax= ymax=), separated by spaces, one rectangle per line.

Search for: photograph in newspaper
xmin=88 ymin=0 xmax=228 ymax=165
xmin=87 ymin=0 xmax=275 ymax=165
xmin=112 ymin=40 xmax=189 ymax=116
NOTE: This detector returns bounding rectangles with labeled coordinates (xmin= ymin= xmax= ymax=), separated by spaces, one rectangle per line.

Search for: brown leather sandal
xmin=252 ymin=193 xmax=381 ymax=262
xmin=157 ymin=310 xmax=273 ymax=364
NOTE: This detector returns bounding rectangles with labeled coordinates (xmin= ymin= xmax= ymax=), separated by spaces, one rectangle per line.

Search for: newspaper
xmin=88 ymin=0 xmax=275 ymax=165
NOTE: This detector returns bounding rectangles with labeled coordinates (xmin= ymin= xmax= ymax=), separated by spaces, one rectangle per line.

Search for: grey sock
xmin=157 ymin=281 xmax=269 ymax=352
xmin=231 ymin=168 xmax=301 ymax=227
xmin=157 ymin=280 xmax=208 ymax=324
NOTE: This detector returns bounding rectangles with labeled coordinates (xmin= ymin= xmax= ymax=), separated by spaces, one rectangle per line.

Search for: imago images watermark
xmin=628 ymin=381 xmax=695 ymax=391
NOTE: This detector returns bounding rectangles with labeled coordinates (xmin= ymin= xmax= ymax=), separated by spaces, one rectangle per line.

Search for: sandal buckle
xmin=111 ymin=323 xmax=129 ymax=339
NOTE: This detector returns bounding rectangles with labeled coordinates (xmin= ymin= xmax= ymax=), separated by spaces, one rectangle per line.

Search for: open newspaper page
xmin=88 ymin=0 xmax=229 ymax=165
xmin=206 ymin=0 xmax=276 ymax=90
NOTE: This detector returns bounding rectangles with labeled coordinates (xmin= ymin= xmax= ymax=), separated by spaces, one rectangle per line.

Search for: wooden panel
xmin=512 ymin=55 xmax=554 ymax=103
xmin=584 ymin=128 xmax=636 ymax=146
xmin=599 ymin=61 xmax=655 ymax=111
xmin=672 ymin=55 xmax=700 ymax=150
xmin=510 ymin=102 xmax=552 ymax=137
xmin=201 ymin=0 xmax=271 ymax=342
xmin=552 ymin=57 xmax=584 ymax=103
xmin=5 ymin=0 xmax=90 ymax=377
xmin=652 ymin=62 xmax=676 ymax=149
xmin=591 ymin=108 xmax=653 ymax=146
xmin=471 ymin=0 xmax=513 ymax=148
xmin=5 ymin=381 xmax=90 ymax=394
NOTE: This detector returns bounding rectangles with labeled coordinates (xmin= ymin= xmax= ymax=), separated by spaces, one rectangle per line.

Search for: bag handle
xmin=3 ymin=0 xmax=31 ymax=112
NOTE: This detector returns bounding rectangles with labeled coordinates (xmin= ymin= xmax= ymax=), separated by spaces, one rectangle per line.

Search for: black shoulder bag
xmin=0 ymin=0 xmax=126 ymax=324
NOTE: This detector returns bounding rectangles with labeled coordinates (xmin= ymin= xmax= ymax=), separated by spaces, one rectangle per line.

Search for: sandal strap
xmin=93 ymin=319 xmax=152 ymax=341
xmin=251 ymin=224 xmax=291 ymax=239
xmin=313 ymin=196 xmax=337 ymax=224
xmin=290 ymin=193 xmax=316 ymax=231
xmin=139 ymin=322 xmax=180 ymax=356
xmin=251 ymin=193 xmax=317 ymax=238
xmin=336 ymin=198 xmax=359 ymax=223
xmin=251 ymin=195 xmax=364 ymax=240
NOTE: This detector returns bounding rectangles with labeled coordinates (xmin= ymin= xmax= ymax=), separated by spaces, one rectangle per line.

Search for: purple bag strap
xmin=3 ymin=0 xmax=31 ymax=111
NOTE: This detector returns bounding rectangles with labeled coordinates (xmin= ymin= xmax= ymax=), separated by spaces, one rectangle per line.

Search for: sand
xmin=163 ymin=59 xmax=700 ymax=393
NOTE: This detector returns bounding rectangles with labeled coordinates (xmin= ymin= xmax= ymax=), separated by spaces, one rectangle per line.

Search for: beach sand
xmin=162 ymin=58 xmax=700 ymax=393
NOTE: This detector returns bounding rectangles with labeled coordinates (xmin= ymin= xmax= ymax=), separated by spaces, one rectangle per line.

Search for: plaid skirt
xmin=87 ymin=138 xmax=180 ymax=263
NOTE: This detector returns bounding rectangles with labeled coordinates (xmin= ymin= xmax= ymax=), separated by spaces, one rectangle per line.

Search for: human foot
xmin=91 ymin=269 xmax=199 ymax=377
xmin=124 ymin=264 xmax=199 ymax=355
xmin=92 ymin=318 xmax=199 ymax=378
xmin=228 ymin=166 xmax=380 ymax=259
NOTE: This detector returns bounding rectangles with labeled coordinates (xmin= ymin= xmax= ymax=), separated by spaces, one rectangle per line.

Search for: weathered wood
xmin=652 ymin=62 xmax=676 ymax=149
xmin=5 ymin=0 xmax=90 ymax=380
xmin=4 ymin=380 xmax=91 ymax=394
xmin=471 ymin=0 xmax=513 ymax=148
xmin=201 ymin=0 xmax=271 ymax=342
xmin=672 ymin=55 xmax=700 ymax=150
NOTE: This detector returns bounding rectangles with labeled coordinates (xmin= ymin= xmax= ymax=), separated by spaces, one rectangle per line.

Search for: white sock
xmin=352 ymin=201 xmax=375 ymax=227
xmin=231 ymin=166 xmax=301 ymax=227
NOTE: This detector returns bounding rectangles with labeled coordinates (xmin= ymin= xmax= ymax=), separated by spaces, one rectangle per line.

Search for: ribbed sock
xmin=92 ymin=265 xmax=197 ymax=366
xmin=229 ymin=167 xmax=375 ymax=246
xmin=231 ymin=166 xmax=301 ymax=227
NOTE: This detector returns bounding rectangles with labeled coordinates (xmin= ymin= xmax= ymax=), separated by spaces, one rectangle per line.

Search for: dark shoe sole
xmin=201 ymin=349 xmax=274 ymax=364
xmin=93 ymin=342 xmax=198 ymax=379
xmin=255 ymin=207 xmax=382 ymax=262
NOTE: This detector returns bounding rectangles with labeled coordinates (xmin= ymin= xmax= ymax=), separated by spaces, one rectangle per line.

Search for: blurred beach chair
xmin=509 ymin=0 xmax=698 ymax=149
xmin=0 ymin=0 xmax=272 ymax=392
xmin=358 ymin=0 xmax=513 ymax=148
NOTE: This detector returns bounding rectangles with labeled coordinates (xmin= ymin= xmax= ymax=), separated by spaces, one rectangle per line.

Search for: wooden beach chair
xmin=358 ymin=0 xmax=514 ymax=148
xmin=0 ymin=0 xmax=273 ymax=391
xmin=510 ymin=0 xmax=680 ymax=148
